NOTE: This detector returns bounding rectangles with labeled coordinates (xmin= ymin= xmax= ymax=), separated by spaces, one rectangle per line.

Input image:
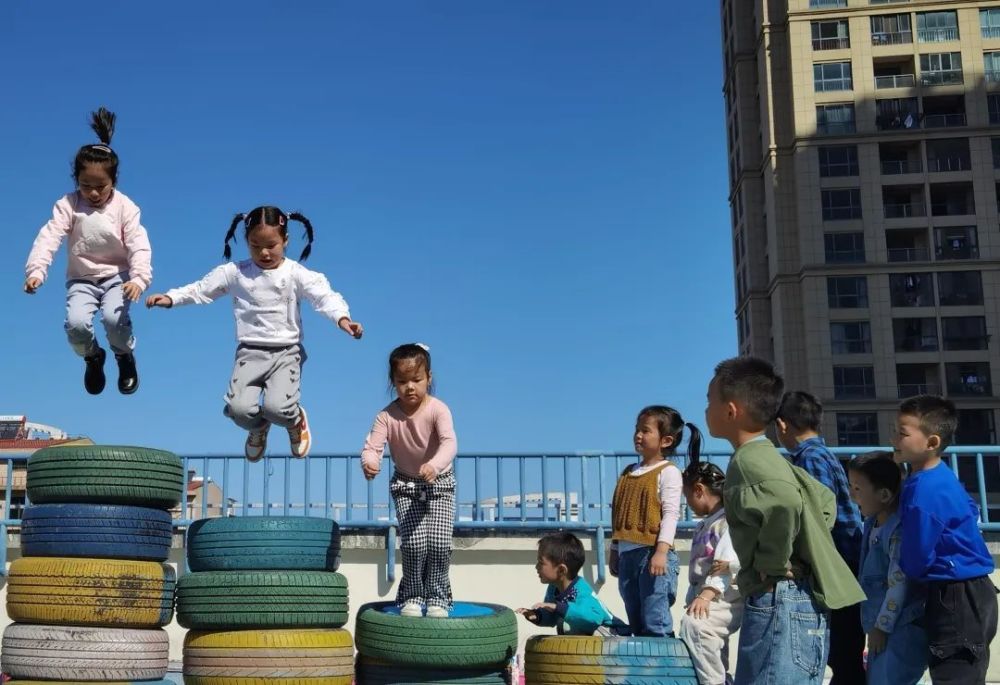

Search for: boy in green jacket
xmin=706 ymin=357 xmax=865 ymax=685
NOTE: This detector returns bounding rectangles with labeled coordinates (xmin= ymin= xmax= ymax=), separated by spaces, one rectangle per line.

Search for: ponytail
xmin=89 ymin=107 xmax=116 ymax=146
xmin=223 ymin=213 xmax=245 ymax=260
xmin=685 ymin=422 xmax=703 ymax=467
xmin=73 ymin=106 xmax=120 ymax=183
xmin=288 ymin=211 xmax=315 ymax=261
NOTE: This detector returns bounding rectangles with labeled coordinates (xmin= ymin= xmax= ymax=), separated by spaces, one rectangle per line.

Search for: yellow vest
xmin=611 ymin=461 xmax=672 ymax=546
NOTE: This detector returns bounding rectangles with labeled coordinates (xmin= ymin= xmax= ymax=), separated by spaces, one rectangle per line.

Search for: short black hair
xmin=899 ymin=395 xmax=958 ymax=451
xmin=537 ymin=532 xmax=585 ymax=578
xmin=847 ymin=451 xmax=903 ymax=497
xmin=776 ymin=391 xmax=823 ymax=432
xmin=388 ymin=343 xmax=435 ymax=395
xmin=713 ymin=356 xmax=785 ymax=427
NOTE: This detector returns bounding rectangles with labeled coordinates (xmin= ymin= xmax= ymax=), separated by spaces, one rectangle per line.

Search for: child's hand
xmin=686 ymin=596 xmax=712 ymax=620
xmin=515 ymin=607 xmax=540 ymax=623
xmin=710 ymin=560 xmax=731 ymax=576
xmin=867 ymin=628 xmax=888 ymax=655
xmin=145 ymin=294 xmax=173 ymax=308
xmin=338 ymin=317 xmax=364 ymax=339
xmin=649 ymin=550 xmax=668 ymax=576
xmin=362 ymin=462 xmax=380 ymax=480
xmin=23 ymin=277 xmax=42 ymax=294
xmin=533 ymin=602 xmax=556 ymax=611
xmin=418 ymin=463 xmax=438 ymax=483
xmin=122 ymin=282 xmax=143 ymax=302
xmin=609 ymin=549 xmax=619 ymax=577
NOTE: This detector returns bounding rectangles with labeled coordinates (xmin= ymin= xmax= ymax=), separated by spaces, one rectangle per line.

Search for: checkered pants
xmin=390 ymin=469 xmax=455 ymax=609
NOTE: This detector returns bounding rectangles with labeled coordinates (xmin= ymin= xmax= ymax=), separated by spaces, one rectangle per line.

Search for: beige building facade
xmin=724 ymin=0 xmax=1000 ymax=461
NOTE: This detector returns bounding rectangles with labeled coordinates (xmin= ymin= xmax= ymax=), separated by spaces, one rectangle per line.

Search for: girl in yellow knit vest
xmin=609 ymin=405 xmax=703 ymax=636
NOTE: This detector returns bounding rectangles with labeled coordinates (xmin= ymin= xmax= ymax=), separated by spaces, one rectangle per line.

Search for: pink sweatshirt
xmin=24 ymin=191 xmax=153 ymax=290
xmin=360 ymin=396 xmax=458 ymax=478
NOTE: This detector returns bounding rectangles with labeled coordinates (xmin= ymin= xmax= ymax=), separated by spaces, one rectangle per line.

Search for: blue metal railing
xmin=3 ymin=447 xmax=1000 ymax=582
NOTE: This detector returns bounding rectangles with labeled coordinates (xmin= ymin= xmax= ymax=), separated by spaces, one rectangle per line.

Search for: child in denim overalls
xmin=847 ymin=452 xmax=927 ymax=685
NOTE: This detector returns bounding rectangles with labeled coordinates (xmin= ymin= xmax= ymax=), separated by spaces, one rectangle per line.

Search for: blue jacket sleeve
xmin=899 ymin=504 xmax=943 ymax=580
xmin=532 ymin=584 xmax=560 ymax=627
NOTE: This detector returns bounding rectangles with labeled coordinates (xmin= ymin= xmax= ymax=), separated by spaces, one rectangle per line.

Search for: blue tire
xmin=21 ymin=503 xmax=173 ymax=561
xmin=186 ymin=516 xmax=341 ymax=571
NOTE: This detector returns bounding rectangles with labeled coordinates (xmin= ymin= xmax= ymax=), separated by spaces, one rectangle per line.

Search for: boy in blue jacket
xmin=894 ymin=395 xmax=998 ymax=684
xmin=517 ymin=532 xmax=627 ymax=635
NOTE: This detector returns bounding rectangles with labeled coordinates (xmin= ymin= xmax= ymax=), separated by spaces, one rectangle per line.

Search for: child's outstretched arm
xmin=295 ymin=268 xmax=362 ymax=339
xmin=24 ymin=199 xmax=73 ymax=294
xmin=120 ymin=201 xmax=152 ymax=302
xmin=146 ymin=264 xmax=232 ymax=310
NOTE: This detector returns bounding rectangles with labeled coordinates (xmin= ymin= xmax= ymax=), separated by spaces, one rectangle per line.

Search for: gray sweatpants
xmin=64 ymin=272 xmax=134 ymax=357
xmin=223 ymin=344 xmax=306 ymax=431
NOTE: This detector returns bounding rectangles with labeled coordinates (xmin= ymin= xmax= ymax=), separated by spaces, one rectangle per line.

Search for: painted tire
xmin=7 ymin=557 xmax=175 ymax=628
xmin=1 ymin=624 xmax=168 ymax=680
xmin=354 ymin=602 xmax=517 ymax=668
xmin=27 ymin=445 xmax=184 ymax=509
xmin=21 ymin=503 xmax=173 ymax=561
xmin=355 ymin=656 xmax=510 ymax=684
xmin=187 ymin=516 xmax=341 ymax=571
xmin=8 ymin=681 xmax=175 ymax=685
xmin=176 ymin=571 xmax=349 ymax=629
xmin=524 ymin=635 xmax=699 ymax=684
xmin=183 ymin=628 xmax=354 ymax=679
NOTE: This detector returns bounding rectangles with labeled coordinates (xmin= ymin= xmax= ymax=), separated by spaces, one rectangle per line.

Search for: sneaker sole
xmin=291 ymin=408 xmax=311 ymax=458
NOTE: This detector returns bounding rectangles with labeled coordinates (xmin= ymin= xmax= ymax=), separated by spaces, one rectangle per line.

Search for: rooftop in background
xmin=0 ymin=415 xmax=91 ymax=453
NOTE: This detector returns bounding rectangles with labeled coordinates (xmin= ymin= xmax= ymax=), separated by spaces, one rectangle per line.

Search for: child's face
xmin=684 ymin=482 xmax=717 ymax=517
xmin=705 ymin=377 xmax=733 ymax=439
xmin=634 ymin=416 xmax=671 ymax=460
xmin=248 ymin=224 xmax=288 ymax=270
xmin=535 ymin=554 xmax=564 ymax=584
xmin=848 ymin=469 xmax=892 ymax=519
xmin=892 ymin=413 xmax=939 ymax=466
xmin=393 ymin=359 xmax=431 ymax=412
xmin=77 ymin=163 xmax=114 ymax=207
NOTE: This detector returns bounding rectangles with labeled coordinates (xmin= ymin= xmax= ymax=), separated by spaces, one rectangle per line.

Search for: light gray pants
xmin=679 ymin=596 xmax=744 ymax=685
xmin=64 ymin=272 xmax=134 ymax=357
xmin=223 ymin=344 xmax=305 ymax=431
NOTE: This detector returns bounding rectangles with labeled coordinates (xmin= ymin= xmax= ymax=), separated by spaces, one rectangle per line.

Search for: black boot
xmin=115 ymin=352 xmax=139 ymax=395
xmin=83 ymin=347 xmax=106 ymax=395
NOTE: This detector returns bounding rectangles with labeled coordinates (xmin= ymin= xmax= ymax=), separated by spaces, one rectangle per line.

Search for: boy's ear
xmin=927 ymin=434 xmax=942 ymax=452
xmin=557 ymin=562 xmax=570 ymax=577
xmin=775 ymin=418 xmax=788 ymax=435
xmin=727 ymin=400 xmax=740 ymax=421
xmin=877 ymin=487 xmax=894 ymax=505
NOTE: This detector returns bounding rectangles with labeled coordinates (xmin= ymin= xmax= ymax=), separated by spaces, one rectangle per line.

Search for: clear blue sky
xmin=2 ymin=1 xmax=735 ymax=456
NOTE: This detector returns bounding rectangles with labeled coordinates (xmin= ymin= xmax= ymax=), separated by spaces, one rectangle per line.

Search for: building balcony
xmin=899 ymin=382 xmax=942 ymax=398
xmin=927 ymin=156 xmax=971 ymax=173
xmin=884 ymin=203 xmax=926 ymax=218
xmin=888 ymin=247 xmax=930 ymax=262
xmin=920 ymin=70 xmax=964 ymax=86
xmin=944 ymin=335 xmax=990 ymax=351
xmin=988 ymin=71 xmax=1000 ymax=84
xmin=984 ymin=26 xmax=1000 ymax=40
xmin=818 ymin=122 xmax=856 ymax=136
xmin=881 ymin=159 xmax=922 ymax=174
xmin=872 ymin=31 xmax=913 ymax=46
xmin=896 ymin=335 xmax=939 ymax=352
xmin=814 ymin=37 xmax=851 ymax=50
xmin=924 ymin=113 xmax=967 ymax=128
xmin=810 ymin=0 xmax=846 ymax=7
xmin=918 ymin=28 xmax=959 ymax=43
xmin=936 ymin=244 xmax=979 ymax=260
xmin=875 ymin=74 xmax=916 ymax=89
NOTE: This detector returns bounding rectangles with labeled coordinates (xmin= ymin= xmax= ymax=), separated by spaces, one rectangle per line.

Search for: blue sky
xmin=2 ymin=1 xmax=735 ymax=456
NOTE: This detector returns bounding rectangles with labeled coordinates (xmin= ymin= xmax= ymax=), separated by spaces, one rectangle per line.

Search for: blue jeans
xmin=866 ymin=620 xmax=927 ymax=685
xmin=617 ymin=546 xmax=679 ymax=637
xmin=734 ymin=578 xmax=829 ymax=685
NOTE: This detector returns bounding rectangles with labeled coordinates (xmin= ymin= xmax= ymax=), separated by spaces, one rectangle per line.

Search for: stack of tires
xmin=524 ymin=635 xmax=700 ymax=685
xmin=354 ymin=602 xmax=518 ymax=684
xmin=2 ymin=445 xmax=184 ymax=685
xmin=177 ymin=516 xmax=352 ymax=684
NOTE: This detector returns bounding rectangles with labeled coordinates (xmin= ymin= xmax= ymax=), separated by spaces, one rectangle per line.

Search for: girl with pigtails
xmin=146 ymin=206 xmax=363 ymax=461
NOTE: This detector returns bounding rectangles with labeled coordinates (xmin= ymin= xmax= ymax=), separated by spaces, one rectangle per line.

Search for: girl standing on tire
xmin=609 ymin=406 xmax=698 ymax=637
xmin=361 ymin=343 xmax=457 ymax=618
xmin=23 ymin=107 xmax=152 ymax=396
xmin=145 ymin=206 xmax=363 ymax=461
xmin=679 ymin=461 xmax=743 ymax=685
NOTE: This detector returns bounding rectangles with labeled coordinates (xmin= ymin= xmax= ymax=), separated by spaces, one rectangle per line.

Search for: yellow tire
xmin=7 ymin=557 xmax=175 ymax=628
xmin=184 ymin=629 xmax=354 ymax=680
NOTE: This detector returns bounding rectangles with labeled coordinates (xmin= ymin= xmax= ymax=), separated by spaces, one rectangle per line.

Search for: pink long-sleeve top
xmin=24 ymin=191 xmax=153 ymax=290
xmin=360 ymin=396 xmax=458 ymax=478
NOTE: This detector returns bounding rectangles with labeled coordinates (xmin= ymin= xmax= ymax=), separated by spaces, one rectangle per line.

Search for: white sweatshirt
xmin=164 ymin=258 xmax=351 ymax=346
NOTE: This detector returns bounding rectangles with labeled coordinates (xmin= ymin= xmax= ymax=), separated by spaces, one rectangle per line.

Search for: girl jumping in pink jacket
xmin=23 ymin=107 xmax=152 ymax=396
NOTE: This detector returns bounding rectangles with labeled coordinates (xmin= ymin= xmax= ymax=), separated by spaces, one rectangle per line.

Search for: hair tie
xmin=90 ymin=144 xmax=112 ymax=153
xmin=279 ymin=215 xmax=286 ymax=226
xmin=415 ymin=343 xmax=430 ymax=352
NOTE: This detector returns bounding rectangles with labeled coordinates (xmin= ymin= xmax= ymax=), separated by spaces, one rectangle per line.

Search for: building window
xmin=917 ymin=11 xmax=959 ymax=43
xmin=837 ymin=412 xmax=880 ymax=447
xmin=831 ymin=321 xmax=873 ymax=354
xmin=946 ymin=362 xmax=993 ymax=396
xmin=819 ymin=145 xmax=859 ymax=177
xmin=956 ymin=409 xmax=997 ymax=445
xmin=834 ymin=366 xmax=877 ymax=399
xmin=987 ymin=52 xmax=1000 ymax=82
xmin=822 ymin=189 xmax=863 ymax=221
xmin=920 ymin=52 xmax=963 ymax=86
xmin=812 ymin=20 xmax=850 ymax=50
xmin=893 ymin=317 xmax=938 ymax=352
xmin=934 ymin=226 xmax=979 ymax=260
xmin=991 ymin=95 xmax=1000 ymax=124
xmin=810 ymin=0 xmax=846 ymax=7
xmin=828 ymin=276 xmax=869 ymax=309
xmin=943 ymin=316 xmax=990 ymax=351
xmin=817 ymin=104 xmax=856 ymax=135
xmin=825 ymin=232 xmax=866 ymax=263
xmin=871 ymin=13 xmax=913 ymax=45
xmin=814 ymin=62 xmax=853 ymax=92
xmin=876 ymin=97 xmax=920 ymax=130
xmin=890 ymin=273 xmax=935 ymax=307
xmin=982 ymin=8 xmax=1000 ymax=39
xmin=938 ymin=271 xmax=984 ymax=306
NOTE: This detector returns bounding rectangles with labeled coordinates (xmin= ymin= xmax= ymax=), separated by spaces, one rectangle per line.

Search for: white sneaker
xmin=288 ymin=406 xmax=311 ymax=458
xmin=245 ymin=425 xmax=269 ymax=462
xmin=426 ymin=605 xmax=449 ymax=618
xmin=400 ymin=602 xmax=423 ymax=617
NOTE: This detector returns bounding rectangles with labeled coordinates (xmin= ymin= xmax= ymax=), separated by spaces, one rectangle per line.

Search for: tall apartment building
xmin=723 ymin=0 xmax=1000 ymax=457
